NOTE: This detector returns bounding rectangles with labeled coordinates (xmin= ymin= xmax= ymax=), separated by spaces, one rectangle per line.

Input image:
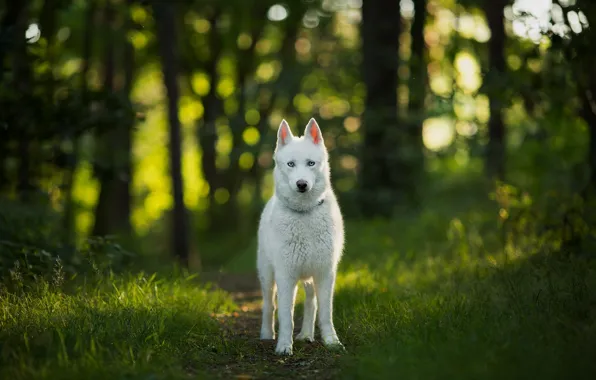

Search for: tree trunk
xmin=12 ymin=0 xmax=34 ymax=201
xmin=116 ymin=0 xmax=135 ymax=238
xmin=92 ymin=0 xmax=134 ymax=239
xmin=0 ymin=0 xmax=28 ymax=85
xmin=154 ymin=0 xmax=190 ymax=266
xmin=359 ymin=0 xmax=401 ymax=217
xmin=406 ymin=0 xmax=428 ymax=204
xmin=484 ymin=0 xmax=507 ymax=181
xmin=92 ymin=0 xmax=117 ymax=237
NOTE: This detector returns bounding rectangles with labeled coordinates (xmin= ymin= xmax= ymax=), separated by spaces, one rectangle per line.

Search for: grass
xmin=333 ymin=222 xmax=596 ymax=380
xmin=0 ymin=273 xmax=236 ymax=379
xmin=221 ymin=185 xmax=596 ymax=380
xmin=2 ymin=180 xmax=596 ymax=379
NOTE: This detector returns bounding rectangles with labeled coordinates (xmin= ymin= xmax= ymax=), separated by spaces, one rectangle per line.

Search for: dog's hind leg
xmin=296 ymin=279 xmax=316 ymax=342
xmin=259 ymin=260 xmax=276 ymax=340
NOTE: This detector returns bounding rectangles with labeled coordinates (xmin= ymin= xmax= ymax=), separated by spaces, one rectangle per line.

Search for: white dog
xmin=257 ymin=118 xmax=345 ymax=356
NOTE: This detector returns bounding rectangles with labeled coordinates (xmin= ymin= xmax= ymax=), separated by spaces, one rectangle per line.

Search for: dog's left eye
xmin=307 ymin=160 xmax=315 ymax=167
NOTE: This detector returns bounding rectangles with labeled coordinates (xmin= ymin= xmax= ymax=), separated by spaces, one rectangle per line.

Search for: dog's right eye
xmin=287 ymin=161 xmax=295 ymax=167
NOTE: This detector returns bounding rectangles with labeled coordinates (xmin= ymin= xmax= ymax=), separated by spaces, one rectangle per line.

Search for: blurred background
xmin=0 ymin=0 xmax=595 ymax=275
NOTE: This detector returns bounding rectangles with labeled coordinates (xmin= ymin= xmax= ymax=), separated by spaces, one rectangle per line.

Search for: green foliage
xmin=496 ymin=183 xmax=596 ymax=258
xmin=0 ymin=197 xmax=135 ymax=291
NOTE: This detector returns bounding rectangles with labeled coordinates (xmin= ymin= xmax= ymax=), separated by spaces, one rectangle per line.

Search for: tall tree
xmin=484 ymin=0 xmax=507 ymax=180
xmin=359 ymin=0 xmax=402 ymax=217
xmin=118 ymin=0 xmax=135 ymax=235
xmin=92 ymin=0 xmax=135 ymax=239
xmin=153 ymin=0 xmax=190 ymax=266
xmin=92 ymin=0 xmax=117 ymax=237
xmin=0 ymin=0 xmax=30 ymax=191
xmin=406 ymin=0 xmax=428 ymax=202
xmin=12 ymin=0 xmax=34 ymax=201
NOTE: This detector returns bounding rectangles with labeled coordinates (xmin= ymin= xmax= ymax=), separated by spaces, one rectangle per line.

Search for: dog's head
xmin=273 ymin=118 xmax=330 ymax=210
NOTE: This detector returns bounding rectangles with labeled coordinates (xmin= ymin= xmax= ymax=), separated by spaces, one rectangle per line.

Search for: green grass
xmin=2 ymin=180 xmax=596 ymax=379
xmin=220 ymin=187 xmax=596 ymax=379
xmin=0 ymin=273 xmax=236 ymax=379
xmin=333 ymin=221 xmax=596 ymax=380
xmin=328 ymin=197 xmax=596 ymax=379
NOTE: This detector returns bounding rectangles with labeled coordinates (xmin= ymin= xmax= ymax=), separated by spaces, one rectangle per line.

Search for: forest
xmin=1 ymin=0 xmax=595 ymax=378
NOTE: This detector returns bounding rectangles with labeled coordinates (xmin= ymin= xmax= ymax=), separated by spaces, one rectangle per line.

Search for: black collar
xmin=288 ymin=197 xmax=325 ymax=213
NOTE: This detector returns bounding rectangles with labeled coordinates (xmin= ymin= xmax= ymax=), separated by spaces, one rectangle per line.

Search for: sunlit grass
xmin=0 ymin=273 xmax=235 ymax=379
xmin=330 ymin=192 xmax=596 ymax=379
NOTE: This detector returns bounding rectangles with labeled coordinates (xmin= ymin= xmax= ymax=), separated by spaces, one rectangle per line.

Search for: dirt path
xmin=200 ymin=272 xmax=342 ymax=379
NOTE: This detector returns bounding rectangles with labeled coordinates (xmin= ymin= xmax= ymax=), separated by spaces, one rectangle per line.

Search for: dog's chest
xmin=275 ymin=208 xmax=335 ymax=265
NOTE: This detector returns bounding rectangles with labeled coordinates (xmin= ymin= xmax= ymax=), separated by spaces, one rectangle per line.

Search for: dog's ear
xmin=276 ymin=119 xmax=293 ymax=149
xmin=304 ymin=118 xmax=323 ymax=145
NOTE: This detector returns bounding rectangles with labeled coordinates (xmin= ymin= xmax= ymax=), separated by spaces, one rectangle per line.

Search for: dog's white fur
xmin=257 ymin=118 xmax=345 ymax=355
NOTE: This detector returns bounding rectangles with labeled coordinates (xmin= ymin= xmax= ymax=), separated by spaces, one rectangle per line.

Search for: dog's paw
xmin=323 ymin=337 xmax=345 ymax=351
xmin=295 ymin=331 xmax=315 ymax=342
xmin=275 ymin=341 xmax=293 ymax=356
xmin=260 ymin=331 xmax=275 ymax=340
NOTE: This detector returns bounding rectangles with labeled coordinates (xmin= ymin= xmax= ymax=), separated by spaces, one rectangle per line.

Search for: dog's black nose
xmin=296 ymin=180 xmax=308 ymax=192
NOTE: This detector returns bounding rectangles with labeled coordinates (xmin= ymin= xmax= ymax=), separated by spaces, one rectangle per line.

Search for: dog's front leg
xmin=315 ymin=271 xmax=344 ymax=350
xmin=274 ymin=275 xmax=297 ymax=355
xmin=296 ymin=280 xmax=316 ymax=342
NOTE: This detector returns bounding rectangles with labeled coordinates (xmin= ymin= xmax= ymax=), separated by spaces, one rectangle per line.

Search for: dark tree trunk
xmin=92 ymin=0 xmax=117 ymax=237
xmin=484 ymin=0 xmax=507 ymax=181
xmin=39 ymin=0 xmax=58 ymax=70
xmin=12 ymin=0 xmax=34 ymax=201
xmin=39 ymin=0 xmax=57 ymax=43
xmin=359 ymin=0 xmax=402 ymax=217
xmin=406 ymin=0 xmax=428 ymax=204
xmin=115 ymin=0 xmax=135 ymax=238
xmin=0 ymin=0 xmax=28 ymax=85
xmin=154 ymin=0 xmax=190 ymax=266
xmin=92 ymin=0 xmax=134 ymax=239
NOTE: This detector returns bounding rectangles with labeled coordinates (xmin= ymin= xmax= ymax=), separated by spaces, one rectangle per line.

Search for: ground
xmin=201 ymin=272 xmax=342 ymax=380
